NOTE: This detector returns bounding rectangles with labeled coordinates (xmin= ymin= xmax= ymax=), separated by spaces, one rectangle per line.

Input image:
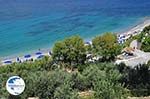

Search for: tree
xmin=92 ymin=33 xmax=121 ymax=61
xmin=119 ymin=64 xmax=150 ymax=96
xmin=93 ymin=64 xmax=128 ymax=99
xmin=82 ymin=64 xmax=105 ymax=88
xmin=141 ymin=36 xmax=150 ymax=52
xmin=138 ymin=25 xmax=150 ymax=52
xmin=81 ymin=63 xmax=128 ymax=99
xmin=94 ymin=79 xmax=128 ymax=99
xmin=52 ymin=36 xmax=86 ymax=68
xmin=20 ymin=70 xmax=78 ymax=99
xmin=54 ymin=84 xmax=78 ymax=99
xmin=71 ymin=72 xmax=90 ymax=91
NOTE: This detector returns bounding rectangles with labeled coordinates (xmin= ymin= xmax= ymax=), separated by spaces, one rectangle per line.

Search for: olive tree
xmin=52 ymin=36 xmax=86 ymax=68
xmin=92 ymin=33 xmax=121 ymax=61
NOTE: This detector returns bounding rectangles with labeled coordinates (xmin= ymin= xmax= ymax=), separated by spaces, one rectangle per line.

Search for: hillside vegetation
xmin=1 ymin=27 xmax=150 ymax=99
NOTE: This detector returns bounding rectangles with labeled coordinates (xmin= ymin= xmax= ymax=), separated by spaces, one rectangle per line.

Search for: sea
xmin=0 ymin=0 xmax=150 ymax=59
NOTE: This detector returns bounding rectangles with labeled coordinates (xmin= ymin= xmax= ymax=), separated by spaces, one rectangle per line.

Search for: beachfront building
xmin=130 ymin=40 xmax=141 ymax=49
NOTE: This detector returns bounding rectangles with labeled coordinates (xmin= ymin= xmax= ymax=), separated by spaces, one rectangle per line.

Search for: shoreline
xmin=1 ymin=17 xmax=150 ymax=65
xmin=119 ymin=17 xmax=150 ymax=37
xmin=0 ymin=48 xmax=52 ymax=64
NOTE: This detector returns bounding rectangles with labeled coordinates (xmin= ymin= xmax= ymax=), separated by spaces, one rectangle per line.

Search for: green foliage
xmin=81 ymin=63 xmax=128 ymax=99
xmin=0 ymin=70 xmax=79 ymax=99
xmin=54 ymin=84 xmax=78 ymax=99
xmin=71 ymin=72 xmax=90 ymax=91
xmin=141 ymin=36 xmax=150 ymax=52
xmin=4 ymin=33 xmax=150 ymax=98
xmin=124 ymin=25 xmax=150 ymax=50
xmin=117 ymin=63 xmax=150 ymax=97
xmin=137 ymin=25 xmax=150 ymax=51
xmin=52 ymin=36 xmax=86 ymax=68
xmin=130 ymin=25 xmax=150 ymax=43
xmin=92 ymin=33 xmax=121 ymax=61
xmin=27 ymin=70 xmax=78 ymax=99
xmin=94 ymin=79 xmax=127 ymax=99
xmin=0 ymin=56 xmax=54 ymax=74
xmin=0 ymin=57 xmax=130 ymax=99
xmin=82 ymin=64 xmax=106 ymax=88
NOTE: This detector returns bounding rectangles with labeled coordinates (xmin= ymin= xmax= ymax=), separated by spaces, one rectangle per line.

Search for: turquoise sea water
xmin=0 ymin=0 xmax=150 ymax=59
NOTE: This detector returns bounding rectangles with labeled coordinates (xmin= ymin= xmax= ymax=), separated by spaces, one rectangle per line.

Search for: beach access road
xmin=116 ymin=49 xmax=150 ymax=68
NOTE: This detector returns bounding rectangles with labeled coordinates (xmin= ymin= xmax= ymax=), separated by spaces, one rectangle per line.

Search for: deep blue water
xmin=0 ymin=0 xmax=150 ymax=58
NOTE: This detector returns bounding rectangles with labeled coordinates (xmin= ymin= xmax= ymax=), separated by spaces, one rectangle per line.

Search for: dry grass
xmin=128 ymin=96 xmax=150 ymax=99
xmin=79 ymin=90 xmax=94 ymax=99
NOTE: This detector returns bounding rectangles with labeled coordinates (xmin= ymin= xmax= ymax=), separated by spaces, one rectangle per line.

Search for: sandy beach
xmin=1 ymin=18 xmax=150 ymax=66
xmin=122 ymin=18 xmax=150 ymax=38
xmin=0 ymin=49 xmax=51 ymax=66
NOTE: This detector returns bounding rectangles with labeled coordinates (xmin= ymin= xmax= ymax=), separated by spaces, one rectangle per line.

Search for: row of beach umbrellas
xmin=2 ymin=41 xmax=92 ymax=65
xmin=2 ymin=40 xmax=91 ymax=64
xmin=3 ymin=51 xmax=52 ymax=65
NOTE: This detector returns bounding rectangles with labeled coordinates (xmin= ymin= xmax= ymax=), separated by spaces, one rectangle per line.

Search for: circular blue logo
xmin=6 ymin=76 xmax=25 ymax=95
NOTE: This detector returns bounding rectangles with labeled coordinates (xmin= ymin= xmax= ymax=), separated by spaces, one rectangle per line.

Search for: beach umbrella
xmin=85 ymin=42 xmax=90 ymax=45
xmin=37 ymin=55 xmax=44 ymax=59
xmin=24 ymin=54 xmax=31 ymax=58
xmin=85 ymin=41 xmax=92 ymax=45
xmin=48 ymin=51 xmax=52 ymax=55
xmin=16 ymin=57 xmax=22 ymax=63
xmin=4 ymin=60 xmax=12 ymax=64
xmin=16 ymin=57 xmax=20 ymax=61
xmin=35 ymin=52 xmax=42 ymax=55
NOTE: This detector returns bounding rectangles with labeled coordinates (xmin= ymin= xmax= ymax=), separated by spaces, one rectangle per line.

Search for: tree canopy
xmin=92 ymin=33 xmax=121 ymax=61
xmin=52 ymin=36 xmax=86 ymax=68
